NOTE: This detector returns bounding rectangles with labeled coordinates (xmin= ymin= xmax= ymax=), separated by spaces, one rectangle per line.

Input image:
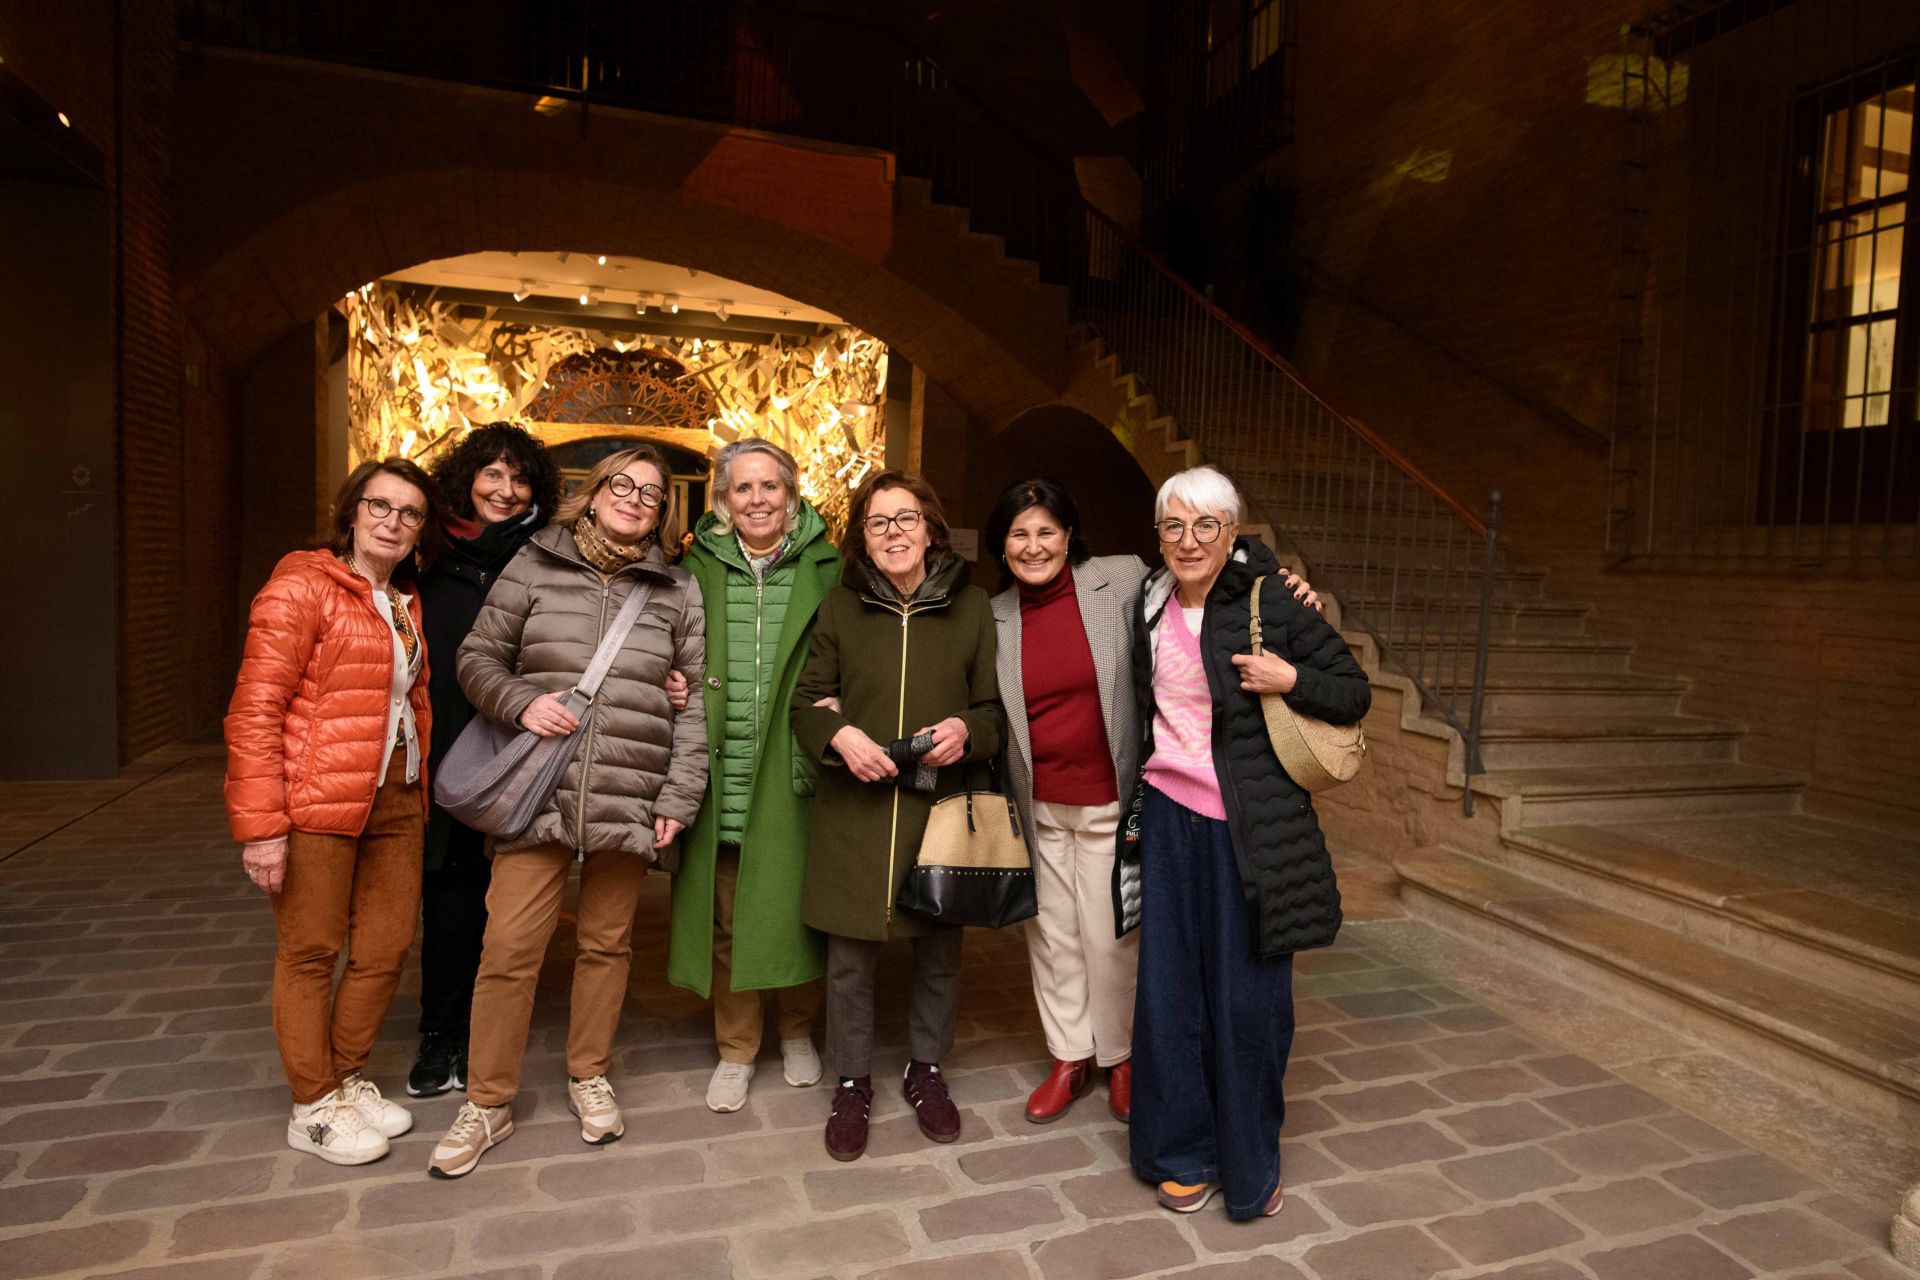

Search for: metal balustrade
xmin=181 ymin=0 xmax=1503 ymax=804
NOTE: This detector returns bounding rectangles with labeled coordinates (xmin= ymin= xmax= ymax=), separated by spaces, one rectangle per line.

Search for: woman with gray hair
xmin=1123 ymin=465 xmax=1369 ymax=1220
xmin=668 ymin=438 xmax=842 ymax=1113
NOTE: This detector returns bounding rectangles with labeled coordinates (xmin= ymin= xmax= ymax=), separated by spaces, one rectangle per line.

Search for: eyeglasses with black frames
xmin=863 ymin=509 xmax=924 ymax=537
xmin=605 ymin=474 xmax=666 ymax=508
xmin=1154 ymin=517 xmax=1226 ymax=545
xmin=359 ymin=497 xmax=427 ymax=528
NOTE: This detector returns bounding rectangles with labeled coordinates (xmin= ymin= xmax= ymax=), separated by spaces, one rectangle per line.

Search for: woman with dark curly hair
xmin=405 ymin=423 xmax=561 ymax=1097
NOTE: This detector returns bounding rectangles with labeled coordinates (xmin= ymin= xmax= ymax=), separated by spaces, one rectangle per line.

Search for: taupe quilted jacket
xmin=457 ymin=525 xmax=707 ymax=866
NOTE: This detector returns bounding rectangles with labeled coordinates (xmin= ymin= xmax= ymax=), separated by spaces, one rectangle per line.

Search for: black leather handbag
xmin=894 ymin=767 xmax=1037 ymax=929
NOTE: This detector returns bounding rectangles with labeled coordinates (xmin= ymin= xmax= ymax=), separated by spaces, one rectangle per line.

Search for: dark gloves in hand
xmin=884 ymin=730 xmax=939 ymax=792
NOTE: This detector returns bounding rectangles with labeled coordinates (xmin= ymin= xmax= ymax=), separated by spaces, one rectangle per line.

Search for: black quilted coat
xmin=1121 ymin=538 xmax=1371 ymax=958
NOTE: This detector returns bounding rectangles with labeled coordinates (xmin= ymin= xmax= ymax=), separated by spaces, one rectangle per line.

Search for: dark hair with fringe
xmin=429 ymin=422 xmax=562 ymax=526
xmin=325 ymin=457 xmax=447 ymax=581
xmin=983 ymin=477 xmax=1093 ymax=589
xmin=845 ymin=469 xmax=951 ymax=572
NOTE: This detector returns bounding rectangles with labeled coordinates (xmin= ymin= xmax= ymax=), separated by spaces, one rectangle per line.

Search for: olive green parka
xmin=668 ymin=502 xmax=839 ymax=997
xmin=791 ymin=551 xmax=1003 ymax=941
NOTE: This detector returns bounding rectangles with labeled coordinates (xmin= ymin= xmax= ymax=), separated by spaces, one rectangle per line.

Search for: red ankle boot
xmin=1025 ymin=1057 xmax=1094 ymax=1123
xmin=1107 ymin=1060 xmax=1131 ymax=1123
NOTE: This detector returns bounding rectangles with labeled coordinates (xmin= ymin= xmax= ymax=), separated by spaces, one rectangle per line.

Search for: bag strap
xmin=576 ymin=580 xmax=657 ymax=703
xmin=1249 ymin=576 xmax=1268 ymax=657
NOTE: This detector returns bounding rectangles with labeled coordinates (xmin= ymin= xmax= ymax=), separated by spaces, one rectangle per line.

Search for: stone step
xmin=1340 ymin=595 xmax=1592 ymax=637
xmin=1475 ymin=712 xmax=1742 ymax=768
xmin=1396 ymin=845 xmax=1920 ymax=1131
xmin=1506 ymin=821 xmax=1920 ymax=1013
xmin=1475 ymin=760 xmax=1805 ymax=824
xmin=1434 ymin=670 xmax=1688 ymax=718
xmin=1305 ymin=558 xmax=1549 ymax=600
xmin=1410 ymin=635 xmax=1635 ymax=676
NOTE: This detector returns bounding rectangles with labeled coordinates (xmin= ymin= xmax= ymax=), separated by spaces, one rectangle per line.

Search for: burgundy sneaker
xmin=824 ymin=1077 xmax=873 ymax=1162
xmin=903 ymin=1060 xmax=960 ymax=1143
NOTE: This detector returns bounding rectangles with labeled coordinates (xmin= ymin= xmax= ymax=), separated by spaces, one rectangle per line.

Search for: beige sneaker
xmin=341 ymin=1071 xmax=413 ymax=1139
xmin=288 ymin=1090 xmax=389 ymax=1166
xmin=706 ymin=1060 xmax=755 ymax=1113
xmin=780 ymin=1037 xmax=823 ymax=1087
xmin=428 ymin=1100 xmax=513 ymax=1179
xmin=568 ymin=1075 xmax=624 ymax=1144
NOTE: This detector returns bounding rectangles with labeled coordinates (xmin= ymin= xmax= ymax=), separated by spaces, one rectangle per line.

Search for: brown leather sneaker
xmin=903 ymin=1060 xmax=960 ymax=1143
xmin=824 ymin=1076 xmax=873 ymax=1162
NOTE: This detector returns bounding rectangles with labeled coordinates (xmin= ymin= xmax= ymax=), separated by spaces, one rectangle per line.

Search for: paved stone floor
xmin=1 ymin=744 xmax=1912 ymax=1280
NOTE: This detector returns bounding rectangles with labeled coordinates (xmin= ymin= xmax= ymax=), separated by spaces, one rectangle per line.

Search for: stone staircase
xmin=1057 ymin=309 xmax=1920 ymax=1152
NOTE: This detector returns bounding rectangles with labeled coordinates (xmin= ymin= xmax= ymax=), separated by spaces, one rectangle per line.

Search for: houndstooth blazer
xmin=991 ymin=555 xmax=1147 ymax=855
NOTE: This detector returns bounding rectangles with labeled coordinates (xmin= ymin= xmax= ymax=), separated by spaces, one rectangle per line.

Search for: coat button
xmin=706 ymin=676 xmax=721 ymax=689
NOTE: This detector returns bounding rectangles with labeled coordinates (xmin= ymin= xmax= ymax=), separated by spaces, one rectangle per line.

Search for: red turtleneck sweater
xmin=1019 ymin=566 xmax=1118 ymax=805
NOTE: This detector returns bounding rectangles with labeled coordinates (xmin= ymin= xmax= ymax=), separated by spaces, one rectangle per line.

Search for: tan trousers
xmin=466 ymin=843 xmax=649 ymax=1106
xmin=1024 ymin=800 xmax=1137 ymax=1066
xmin=271 ymin=757 xmax=423 ymax=1104
xmin=714 ymin=845 xmax=821 ymax=1063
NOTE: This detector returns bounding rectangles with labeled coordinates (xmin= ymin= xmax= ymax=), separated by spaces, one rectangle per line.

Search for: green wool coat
xmin=667 ymin=503 xmax=840 ymax=997
xmin=791 ymin=551 xmax=1003 ymax=942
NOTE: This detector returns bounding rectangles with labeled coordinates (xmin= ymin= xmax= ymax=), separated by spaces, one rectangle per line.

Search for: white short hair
xmin=1155 ymin=466 xmax=1242 ymax=524
xmin=710 ymin=438 xmax=801 ymax=534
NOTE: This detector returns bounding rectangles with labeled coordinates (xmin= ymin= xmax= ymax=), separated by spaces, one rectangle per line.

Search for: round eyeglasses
xmin=863 ymin=509 xmax=924 ymax=537
xmin=1154 ymin=517 xmax=1226 ymax=545
xmin=359 ymin=496 xmax=427 ymax=528
xmin=605 ymin=474 xmax=666 ymax=507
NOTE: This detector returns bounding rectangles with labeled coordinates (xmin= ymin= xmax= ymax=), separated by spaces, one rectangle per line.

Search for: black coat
xmin=418 ymin=510 xmax=544 ymax=870
xmin=1124 ymin=537 xmax=1371 ymax=957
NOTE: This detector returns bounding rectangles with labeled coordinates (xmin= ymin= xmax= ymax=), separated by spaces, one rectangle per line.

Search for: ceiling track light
xmin=512 ymin=282 xmax=533 ymax=301
xmin=664 ymin=295 xmax=681 ymax=314
xmin=715 ymin=300 xmax=733 ymax=322
xmin=555 ymin=251 xmax=570 ymax=263
xmin=595 ymin=254 xmax=608 ymax=265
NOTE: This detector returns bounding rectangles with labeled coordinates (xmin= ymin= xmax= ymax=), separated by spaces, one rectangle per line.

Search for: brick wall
xmin=1185 ymin=0 xmax=1920 ymax=822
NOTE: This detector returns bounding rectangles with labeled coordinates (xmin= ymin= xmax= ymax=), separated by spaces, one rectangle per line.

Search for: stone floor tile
xmin=96 ymin=1258 xmax=264 ymax=1280
xmin=1438 ymin=1147 xmax=1582 ymax=1201
xmin=1059 ymin=1166 xmax=1156 ymax=1220
xmin=919 ymin=1186 xmax=1064 ymax=1241
xmin=258 ymin=1224 xmax=454 ymax=1279
xmin=1552 ymin=1176 xmax=1707 ymax=1234
xmin=1278 ymin=1098 xmax=1341 ymax=1137
xmin=1806 ymin=1191 xmax=1897 ymax=1242
xmin=1280 ymin=1059 xmax=1342 ymax=1093
xmin=1424 ymin=1031 xmax=1543 ymax=1068
xmin=551 ymin=1238 xmax=732 ymax=1280
xmin=169 ymin=1189 xmax=351 ymax=1256
xmin=738 ymin=1208 xmax=910 ymax=1273
xmin=1321 ymin=1043 xmax=1437 ymax=1082
xmin=1288 ymin=1028 xmax=1355 ymax=1057
xmin=0 ymin=1099 xmax=166 ymax=1142
xmin=1459 ymin=1262 xmax=1585 ymax=1280
xmin=53 ymin=1037 xmax=205 ymax=1070
xmin=25 ymin=1127 xmax=205 ymax=1179
xmin=535 ymin=1146 xmax=705 ymax=1200
xmin=866 ymin=1107 xmax=995 ymax=1157
xmin=1537 ymin=1084 xmax=1668 ymax=1129
xmin=1425 ymin=1004 xmax=1510 ymax=1032
xmin=857 ymin=1250 xmax=1033 ymax=1280
xmin=353 ymin=1164 xmax=534 ymax=1230
xmin=102 ymin=1059 xmax=258 ymax=1099
xmin=1027 ymin=1216 xmax=1196 ymax=1280
xmin=1279 ymin=1142 xmax=1347 ymax=1186
xmin=1643 ymin=1111 xmax=1749 ymax=1155
xmin=1425 ymin=1201 xmax=1585 ymax=1266
xmin=1316 ymin=1170 xmax=1474 ymax=1228
xmin=94 ymin=1155 xmax=277 ymax=1213
xmin=1331 ymin=1016 xmax=1447 ymax=1048
xmin=1186 ymin=1190 xmax=1330 ymax=1250
xmin=0 ymin=1073 xmax=104 ymax=1108
xmin=471 ymin=1201 xmax=642 ymax=1261
xmin=1662 ymin=1152 xmax=1818 ymax=1209
xmin=1157 ymin=1258 xmax=1308 ymax=1280
xmin=0 ymin=1221 xmax=152 ymax=1280
xmin=1544 ymin=1123 xmax=1692 ymax=1177
xmin=1429 ymin=1065 xmax=1547 ymax=1104
xmin=1439 ymin=1101 xmax=1569 ymax=1149
xmin=1298 ymin=1223 xmax=1461 ymax=1280
xmin=643 ymin=1175 xmax=799 ymax=1235
xmin=805 ymin=1163 xmax=951 ymax=1212
xmin=1527 ymin=1055 xmax=1614 ymax=1088
xmin=958 ymin=1134 xmax=1097 ymax=1184
xmin=0 ymin=1178 xmax=87 ymax=1229
xmin=1581 ymin=1233 xmax=1754 ymax=1280
xmin=1321 ymin=1080 xmax=1453 ymax=1124
xmin=1327 ymin=989 xmax=1438 ymax=1020
xmin=1320 ymin=1120 xmax=1468 ymax=1172
xmin=1699 ymin=1207 xmax=1863 ymax=1271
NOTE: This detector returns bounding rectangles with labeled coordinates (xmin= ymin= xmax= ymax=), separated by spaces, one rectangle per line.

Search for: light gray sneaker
xmin=780 ymin=1037 xmax=823 ymax=1087
xmin=428 ymin=1100 xmax=512 ymax=1179
xmin=288 ymin=1090 xmax=389 ymax=1166
xmin=341 ymin=1071 xmax=413 ymax=1139
xmin=568 ymin=1075 xmax=624 ymax=1144
xmin=707 ymin=1060 xmax=755 ymax=1113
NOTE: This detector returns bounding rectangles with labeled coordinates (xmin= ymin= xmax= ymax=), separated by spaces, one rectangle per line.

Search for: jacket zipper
xmin=884 ymin=603 xmax=911 ymax=924
xmin=752 ymin=565 xmax=766 ymax=751
xmin=575 ymin=581 xmax=612 ymax=857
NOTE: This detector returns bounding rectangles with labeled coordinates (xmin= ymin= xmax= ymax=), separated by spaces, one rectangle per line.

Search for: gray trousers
xmin=824 ymin=929 xmax=964 ymax=1079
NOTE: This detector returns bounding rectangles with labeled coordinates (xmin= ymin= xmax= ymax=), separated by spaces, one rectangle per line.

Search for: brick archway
xmin=175 ymin=51 xmax=1071 ymax=431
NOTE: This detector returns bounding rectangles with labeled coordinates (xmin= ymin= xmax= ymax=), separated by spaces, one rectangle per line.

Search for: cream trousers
xmin=1023 ymin=800 xmax=1137 ymax=1066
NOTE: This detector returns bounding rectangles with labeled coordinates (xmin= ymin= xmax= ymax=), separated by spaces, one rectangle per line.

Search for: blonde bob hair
xmin=709 ymin=438 xmax=801 ymax=535
xmin=554 ymin=444 xmax=675 ymax=536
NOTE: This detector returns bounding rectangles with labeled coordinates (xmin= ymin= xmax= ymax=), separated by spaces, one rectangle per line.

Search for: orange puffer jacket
xmin=224 ymin=550 xmax=433 ymax=843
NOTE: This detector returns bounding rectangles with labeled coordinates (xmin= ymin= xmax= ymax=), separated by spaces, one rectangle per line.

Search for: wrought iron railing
xmin=1607 ymin=4 xmax=1920 ymax=569
xmin=180 ymin=0 xmax=1504 ymax=802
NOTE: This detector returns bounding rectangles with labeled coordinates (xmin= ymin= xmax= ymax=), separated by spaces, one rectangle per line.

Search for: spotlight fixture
xmin=714 ymin=301 xmax=733 ymax=322
xmin=635 ymin=299 xmax=649 ymax=316
xmin=595 ymin=254 xmax=607 ymax=265
xmin=512 ymin=282 xmax=532 ymax=301
xmin=555 ymin=251 xmax=570 ymax=263
xmin=580 ymin=289 xmax=602 ymax=306
xmin=665 ymin=295 xmax=681 ymax=314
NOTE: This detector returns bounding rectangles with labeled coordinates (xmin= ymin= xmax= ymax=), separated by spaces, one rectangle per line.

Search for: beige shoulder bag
xmin=1249 ymin=576 xmax=1366 ymax=791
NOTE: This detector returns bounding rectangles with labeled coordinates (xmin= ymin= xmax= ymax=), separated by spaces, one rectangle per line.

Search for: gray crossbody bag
xmin=433 ymin=581 xmax=655 ymax=839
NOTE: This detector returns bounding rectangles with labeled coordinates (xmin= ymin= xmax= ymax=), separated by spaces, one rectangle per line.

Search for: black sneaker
xmin=407 ymin=1033 xmax=466 ymax=1097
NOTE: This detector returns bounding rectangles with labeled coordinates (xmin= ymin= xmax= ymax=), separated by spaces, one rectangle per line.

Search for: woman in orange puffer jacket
xmin=224 ymin=457 xmax=445 ymax=1168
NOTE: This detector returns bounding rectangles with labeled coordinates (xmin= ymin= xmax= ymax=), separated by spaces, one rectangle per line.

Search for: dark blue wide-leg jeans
xmin=1129 ymin=785 xmax=1295 ymax=1219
